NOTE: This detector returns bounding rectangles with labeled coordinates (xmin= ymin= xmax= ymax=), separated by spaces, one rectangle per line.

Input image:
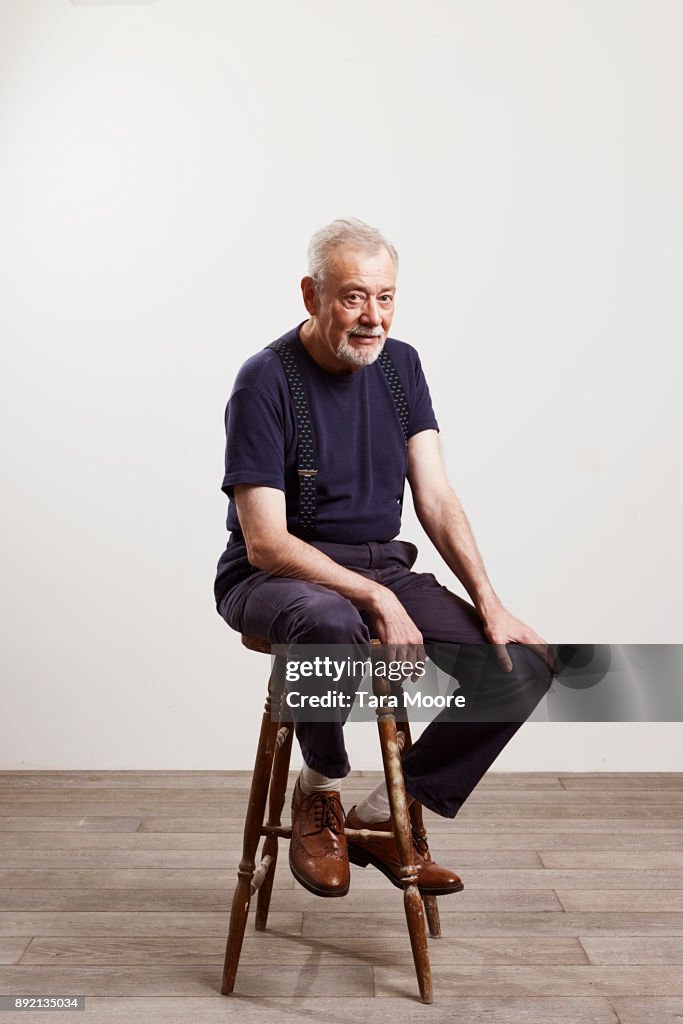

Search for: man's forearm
xmin=250 ymin=533 xmax=384 ymax=613
xmin=417 ymin=488 xmax=502 ymax=615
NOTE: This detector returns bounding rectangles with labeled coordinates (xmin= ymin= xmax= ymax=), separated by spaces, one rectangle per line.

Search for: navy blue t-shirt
xmin=213 ymin=321 xmax=439 ymax=607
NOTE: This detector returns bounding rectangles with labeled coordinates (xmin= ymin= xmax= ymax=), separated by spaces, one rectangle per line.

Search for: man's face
xmin=302 ymin=245 xmax=396 ymax=371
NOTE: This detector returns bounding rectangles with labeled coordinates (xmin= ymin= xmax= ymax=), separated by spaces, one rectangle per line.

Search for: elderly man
xmin=214 ymin=217 xmax=555 ymax=899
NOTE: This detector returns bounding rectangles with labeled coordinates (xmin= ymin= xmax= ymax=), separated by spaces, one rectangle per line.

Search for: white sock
xmin=354 ymin=779 xmax=415 ymax=823
xmin=299 ymin=764 xmax=343 ymax=794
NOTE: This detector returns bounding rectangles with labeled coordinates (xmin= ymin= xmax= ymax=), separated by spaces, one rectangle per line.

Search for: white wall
xmin=1 ymin=0 xmax=681 ymax=770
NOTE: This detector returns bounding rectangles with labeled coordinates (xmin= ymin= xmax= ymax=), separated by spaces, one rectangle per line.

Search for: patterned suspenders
xmin=266 ymin=335 xmax=410 ymax=539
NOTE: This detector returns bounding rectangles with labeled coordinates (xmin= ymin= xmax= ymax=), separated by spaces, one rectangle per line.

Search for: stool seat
xmin=221 ymin=631 xmax=441 ymax=1004
xmin=241 ymin=633 xmax=383 ymax=654
xmin=240 ymin=634 xmax=274 ymax=655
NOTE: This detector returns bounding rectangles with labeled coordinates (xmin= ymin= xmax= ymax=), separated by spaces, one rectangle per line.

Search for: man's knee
xmin=499 ymin=643 xmax=554 ymax=717
xmin=511 ymin=643 xmax=555 ymax=688
xmin=286 ymin=589 xmax=370 ymax=645
xmin=429 ymin=639 xmax=553 ymax=722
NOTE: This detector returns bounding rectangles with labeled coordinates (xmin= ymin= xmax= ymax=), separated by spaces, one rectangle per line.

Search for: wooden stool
xmin=220 ymin=634 xmax=442 ymax=1004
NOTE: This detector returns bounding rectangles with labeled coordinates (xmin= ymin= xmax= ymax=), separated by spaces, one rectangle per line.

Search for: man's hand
xmin=481 ymin=602 xmax=558 ymax=675
xmin=366 ymin=587 xmax=425 ymax=682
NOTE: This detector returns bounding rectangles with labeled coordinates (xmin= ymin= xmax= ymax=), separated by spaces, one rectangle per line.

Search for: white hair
xmin=307 ymin=217 xmax=399 ymax=289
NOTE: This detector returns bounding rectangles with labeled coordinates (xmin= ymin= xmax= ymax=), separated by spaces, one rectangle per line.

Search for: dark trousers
xmin=217 ymin=539 xmax=553 ymax=818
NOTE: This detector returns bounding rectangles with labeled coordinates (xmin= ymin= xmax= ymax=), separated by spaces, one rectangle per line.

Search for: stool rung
xmin=258 ymin=824 xmax=394 ymax=842
xmin=250 ymin=854 xmax=274 ymax=894
xmin=275 ymin=726 xmax=290 ymax=748
xmin=344 ymin=827 xmax=393 ymax=840
xmin=261 ymin=825 xmax=293 ymax=839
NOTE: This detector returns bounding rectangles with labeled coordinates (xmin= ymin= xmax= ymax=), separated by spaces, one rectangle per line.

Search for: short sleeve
xmin=221 ymin=387 xmax=287 ymax=498
xmin=408 ymin=351 xmax=440 ymax=438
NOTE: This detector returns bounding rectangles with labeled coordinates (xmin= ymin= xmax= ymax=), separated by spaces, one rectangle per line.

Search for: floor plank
xmin=611 ymin=998 xmax=683 ymax=1023
xmin=580 ymin=937 xmax=683 ymax=964
xmin=303 ymin=910 xmax=683 ymax=938
xmin=18 ymin=935 xmax=588 ymax=967
xmin=137 ymin=816 xmax=683 ymax=833
xmin=540 ymin=850 xmax=683 ymax=869
xmin=3 ymin=796 xmax=682 ymax=817
xmin=0 ymin=817 xmax=142 ymax=832
xmin=1 ymin=829 xmax=681 ymax=851
xmin=560 ymin=774 xmax=683 ymax=790
xmin=14 ymin=866 xmax=678 ymax=895
xmin=557 ymin=891 xmax=683 ymax=912
xmin=0 ymin=964 xmax=374 ymax=998
xmin=0 ymin=848 xmax=541 ymax=870
xmin=0 ymin=887 xmax=560 ymax=913
xmin=0 ymin=911 xmax=302 ymax=937
xmin=0 ymin=869 xmax=295 ymax=890
xmin=13 ymin=787 xmax=682 ymax=805
xmin=373 ymin=964 xmax=683 ymax=998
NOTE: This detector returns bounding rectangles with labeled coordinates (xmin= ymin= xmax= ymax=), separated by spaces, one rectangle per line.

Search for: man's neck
xmin=298 ymin=319 xmax=357 ymax=376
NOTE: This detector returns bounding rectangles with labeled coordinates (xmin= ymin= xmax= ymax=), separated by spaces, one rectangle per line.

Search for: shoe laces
xmin=300 ymin=791 xmax=344 ymax=836
xmin=411 ymin=824 xmax=429 ymax=857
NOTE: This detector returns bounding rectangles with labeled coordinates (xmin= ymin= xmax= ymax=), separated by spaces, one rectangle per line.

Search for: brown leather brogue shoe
xmin=289 ymin=778 xmax=350 ymax=898
xmin=345 ymin=805 xmax=464 ymax=895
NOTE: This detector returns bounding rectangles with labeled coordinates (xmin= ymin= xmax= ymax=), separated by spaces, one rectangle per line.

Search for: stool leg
xmin=375 ymin=691 xmax=433 ymax=1003
xmin=255 ymin=718 xmax=293 ymax=930
xmin=221 ymin=658 xmax=285 ymax=995
xmin=396 ymin=715 xmax=441 ymax=940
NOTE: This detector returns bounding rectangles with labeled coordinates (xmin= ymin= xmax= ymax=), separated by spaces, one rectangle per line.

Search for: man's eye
xmin=380 ymin=295 xmax=393 ymax=303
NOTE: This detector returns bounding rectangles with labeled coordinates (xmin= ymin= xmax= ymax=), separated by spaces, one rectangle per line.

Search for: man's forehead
xmin=326 ymin=244 xmax=396 ymax=288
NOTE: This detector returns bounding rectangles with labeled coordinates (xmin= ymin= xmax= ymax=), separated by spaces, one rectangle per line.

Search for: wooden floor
xmin=0 ymin=771 xmax=682 ymax=1022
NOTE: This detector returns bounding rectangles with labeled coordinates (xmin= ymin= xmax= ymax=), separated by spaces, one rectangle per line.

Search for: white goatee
xmin=336 ymin=329 xmax=385 ymax=368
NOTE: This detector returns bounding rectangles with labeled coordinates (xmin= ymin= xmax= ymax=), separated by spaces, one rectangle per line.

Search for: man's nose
xmin=360 ymin=297 xmax=381 ymax=325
